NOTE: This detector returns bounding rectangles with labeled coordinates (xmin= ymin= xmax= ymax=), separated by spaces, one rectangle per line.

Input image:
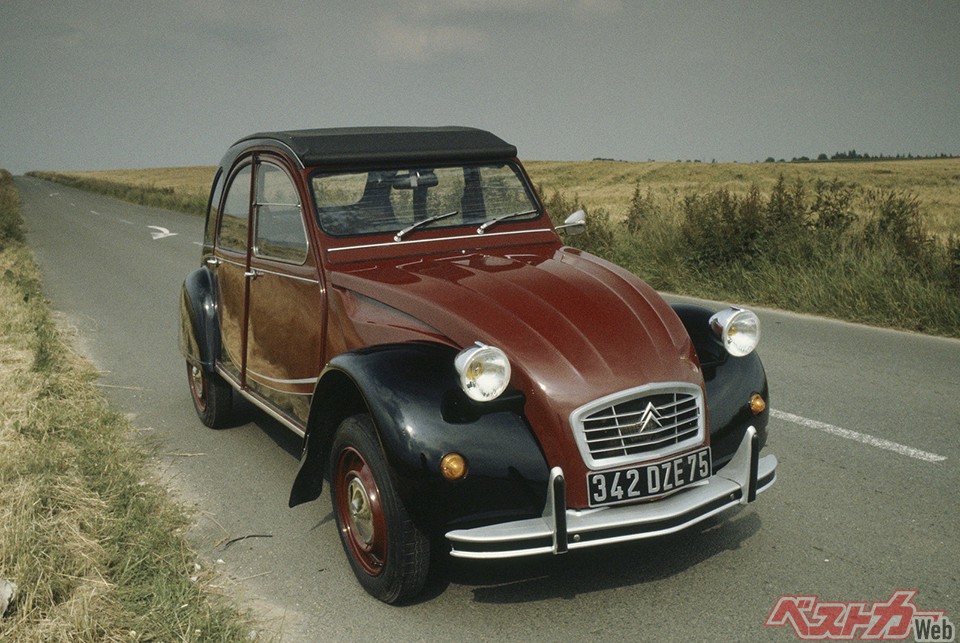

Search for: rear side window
xmin=204 ymin=168 xmax=224 ymax=248
xmin=254 ymin=163 xmax=308 ymax=264
xmin=218 ymin=165 xmax=252 ymax=253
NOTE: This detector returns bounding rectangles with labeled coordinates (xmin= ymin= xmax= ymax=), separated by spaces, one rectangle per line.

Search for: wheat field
xmin=47 ymin=158 xmax=960 ymax=238
xmin=525 ymin=158 xmax=960 ymax=238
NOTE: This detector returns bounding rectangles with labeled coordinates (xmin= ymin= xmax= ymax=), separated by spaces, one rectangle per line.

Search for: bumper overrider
xmin=446 ymin=426 xmax=777 ymax=559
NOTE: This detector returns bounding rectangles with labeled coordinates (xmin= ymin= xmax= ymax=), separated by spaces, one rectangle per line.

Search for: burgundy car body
xmin=180 ymin=126 xmax=777 ymax=602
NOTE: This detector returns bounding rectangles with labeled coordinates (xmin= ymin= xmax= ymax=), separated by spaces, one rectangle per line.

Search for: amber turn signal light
xmin=440 ymin=453 xmax=469 ymax=481
xmin=749 ymin=393 xmax=767 ymax=415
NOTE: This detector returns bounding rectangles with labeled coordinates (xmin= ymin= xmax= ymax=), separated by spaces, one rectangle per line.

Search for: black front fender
xmin=672 ymin=304 xmax=770 ymax=468
xmin=289 ymin=343 xmax=551 ymax=530
xmin=179 ymin=267 xmax=221 ymax=370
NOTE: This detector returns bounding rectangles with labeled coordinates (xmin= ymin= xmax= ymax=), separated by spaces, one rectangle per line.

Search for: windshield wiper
xmin=476 ymin=209 xmax=538 ymax=235
xmin=394 ymin=210 xmax=459 ymax=242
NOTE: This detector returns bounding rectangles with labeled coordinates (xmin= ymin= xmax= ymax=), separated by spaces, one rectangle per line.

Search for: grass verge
xmin=0 ymin=169 xmax=255 ymax=641
xmin=28 ymin=168 xmax=212 ymax=217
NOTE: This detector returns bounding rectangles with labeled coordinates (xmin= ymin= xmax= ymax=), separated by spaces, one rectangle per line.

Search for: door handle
xmin=244 ymin=270 xmax=262 ymax=280
xmin=205 ymin=257 xmax=221 ymax=267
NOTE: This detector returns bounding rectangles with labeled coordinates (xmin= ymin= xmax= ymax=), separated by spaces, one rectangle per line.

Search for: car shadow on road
xmin=222 ymin=395 xmax=304 ymax=459
xmin=428 ymin=509 xmax=762 ymax=604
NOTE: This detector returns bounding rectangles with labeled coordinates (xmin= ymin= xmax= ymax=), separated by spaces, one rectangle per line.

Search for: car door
xmin=213 ymin=162 xmax=253 ymax=386
xmin=244 ymin=158 xmax=325 ymax=428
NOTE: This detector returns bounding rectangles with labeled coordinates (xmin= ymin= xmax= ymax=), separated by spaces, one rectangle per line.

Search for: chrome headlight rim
xmin=454 ymin=342 xmax=511 ymax=402
xmin=709 ymin=307 xmax=761 ymax=357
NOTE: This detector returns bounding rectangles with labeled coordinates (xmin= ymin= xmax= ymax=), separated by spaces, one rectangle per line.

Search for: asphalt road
xmin=16 ymin=175 xmax=959 ymax=641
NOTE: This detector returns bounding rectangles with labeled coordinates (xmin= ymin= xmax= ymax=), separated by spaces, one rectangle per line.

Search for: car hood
xmin=330 ymin=247 xmax=703 ymax=412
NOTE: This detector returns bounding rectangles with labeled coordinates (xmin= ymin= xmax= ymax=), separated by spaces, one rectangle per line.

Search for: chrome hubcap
xmin=189 ymin=364 xmax=206 ymax=410
xmin=347 ymin=477 xmax=375 ymax=545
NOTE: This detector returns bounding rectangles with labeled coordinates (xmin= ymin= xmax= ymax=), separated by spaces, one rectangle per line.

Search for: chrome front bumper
xmin=447 ymin=426 xmax=777 ymax=559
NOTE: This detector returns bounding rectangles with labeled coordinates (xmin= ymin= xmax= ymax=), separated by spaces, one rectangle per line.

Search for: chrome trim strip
xmin=218 ymin=256 xmax=246 ymax=269
xmin=215 ymin=255 xmax=319 ymax=284
xmin=326 ymin=227 xmax=555 ymax=253
xmin=446 ymin=428 xmax=777 ymax=560
xmin=236 ymin=387 xmax=306 ymax=437
xmin=249 ymin=266 xmax=319 ymax=284
xmin=245 ymin=367 xmax=320 ymax=386
xmin=216 ymin=365 xmax=306 ymax=437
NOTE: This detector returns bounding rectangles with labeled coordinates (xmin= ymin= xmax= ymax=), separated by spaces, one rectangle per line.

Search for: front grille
xmin=570 ymin=383 xmax=705 ymax=468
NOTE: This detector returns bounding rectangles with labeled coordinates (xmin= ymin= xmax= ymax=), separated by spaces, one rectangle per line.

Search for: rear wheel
xmin=187 ymin=362 xmax=232 ymax=429
xmin=330 ymin=414 xmax=429 ymax=603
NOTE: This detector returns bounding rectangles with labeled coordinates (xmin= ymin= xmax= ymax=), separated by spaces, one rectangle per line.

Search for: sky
xmin=2 ymin=0 xmax=958 ymax=174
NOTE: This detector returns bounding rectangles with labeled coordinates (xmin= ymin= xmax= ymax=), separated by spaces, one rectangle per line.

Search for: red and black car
xmin=179 ymin=126 xmax=777 ymax=603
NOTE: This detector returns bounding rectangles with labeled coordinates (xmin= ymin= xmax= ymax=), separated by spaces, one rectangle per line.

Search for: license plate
xmin=587 ymin=447 xmax=712 ymax=507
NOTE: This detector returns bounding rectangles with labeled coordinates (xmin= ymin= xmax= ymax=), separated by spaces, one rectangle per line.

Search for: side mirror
xmin=556 ymin=209 xmax=586 ymax=236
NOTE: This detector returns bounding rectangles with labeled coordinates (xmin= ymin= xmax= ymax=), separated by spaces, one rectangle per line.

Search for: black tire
xmin=330 ymin=414 xmax=430 ymax=603
xmin=187 ymin=361 xmax=232 ymax=429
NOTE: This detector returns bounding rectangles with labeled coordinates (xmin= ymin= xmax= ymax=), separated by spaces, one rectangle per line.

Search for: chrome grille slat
xmin=588 ymin=428 xmax=701 ymax=454
xmin=570 ymin=383 xmax=706 ymax=468
xmin=583 ymin=411 xmax=695 ymax=435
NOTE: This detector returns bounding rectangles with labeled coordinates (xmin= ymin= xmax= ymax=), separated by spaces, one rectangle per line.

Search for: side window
xmin=203 ymin=168 xmax=224 ymax=247
xmin=255 ymin=163 xmax=308 ymax=264
xmin=218 ymin=165 xmax=252 ymax=253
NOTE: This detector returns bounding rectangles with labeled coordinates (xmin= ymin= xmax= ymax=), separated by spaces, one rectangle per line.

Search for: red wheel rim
xmin=335 ymin=446 xmax=388 ymax=576
xmin=188 ymin=364 xmax=207 ymax=412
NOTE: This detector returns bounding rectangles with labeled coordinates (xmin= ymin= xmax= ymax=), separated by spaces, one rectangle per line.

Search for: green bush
xmin=625 ymin=183 xmax=659 ymax=234
xmin=563 ymin=174 xmax=960 ymax=337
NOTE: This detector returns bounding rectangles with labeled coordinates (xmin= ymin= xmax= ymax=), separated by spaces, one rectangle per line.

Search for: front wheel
xmin=187 ymin=362 xmax=232 ymax=429
xmin=330 ymin=414 xmax=430 ymax=603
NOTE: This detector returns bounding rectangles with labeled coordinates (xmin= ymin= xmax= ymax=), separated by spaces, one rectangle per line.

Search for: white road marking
xmin=119 ymin=219 xmax=134 ymax=225
xmin=90 ymin=210 xmax=100 ymax=216
xmin=148 ymin=225 xmax=177 ymax=240
xmin=771 ymin=409 xmax=946 ymax=463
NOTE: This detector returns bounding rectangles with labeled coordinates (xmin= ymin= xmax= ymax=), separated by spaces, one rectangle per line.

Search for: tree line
xmin=766 ymin=150 xmax=959 ymax=163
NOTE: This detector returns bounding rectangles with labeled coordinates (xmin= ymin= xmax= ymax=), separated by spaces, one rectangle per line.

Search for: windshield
xmin=311 ymin=162 xmax=540 ymax=237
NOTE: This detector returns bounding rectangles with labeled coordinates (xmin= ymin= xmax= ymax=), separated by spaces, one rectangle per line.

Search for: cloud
xmin=369 ymin=0 xmax=623 ymax=61
xmin=570 ymin=0 xmax=624 ymax=19
xmin=389 ymin=0 xmax=622 ymax=18
xmin=371 ymin=15 xmax=489 ymax=61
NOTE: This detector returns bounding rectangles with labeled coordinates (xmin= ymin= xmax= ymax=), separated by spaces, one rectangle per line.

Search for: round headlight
xmin=454 ymin=343 xmax=511 ymax=402
xmin=709 ymin=307 xmax=761 ymax=357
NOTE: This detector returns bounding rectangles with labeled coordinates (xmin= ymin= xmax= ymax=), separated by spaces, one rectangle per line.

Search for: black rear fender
xmin=179 ymin=267 xmax=221 ymax=371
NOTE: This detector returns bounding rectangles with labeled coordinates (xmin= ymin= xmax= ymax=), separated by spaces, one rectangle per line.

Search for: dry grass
xmin=0 ymin=170 xmax=256 ymax=641
xmin=525 ymin=158 xmax=960 ymax=239
xmin=57 ymin=166 xmax=216 ymax=202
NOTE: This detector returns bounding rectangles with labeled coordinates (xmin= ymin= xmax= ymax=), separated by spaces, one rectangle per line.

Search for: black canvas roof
xmin=233 ymin=126 xmax=518 ymax=167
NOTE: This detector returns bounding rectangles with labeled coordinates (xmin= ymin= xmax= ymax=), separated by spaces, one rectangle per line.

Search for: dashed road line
xmin=771 ymin=409 xmax=946 ymax=463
